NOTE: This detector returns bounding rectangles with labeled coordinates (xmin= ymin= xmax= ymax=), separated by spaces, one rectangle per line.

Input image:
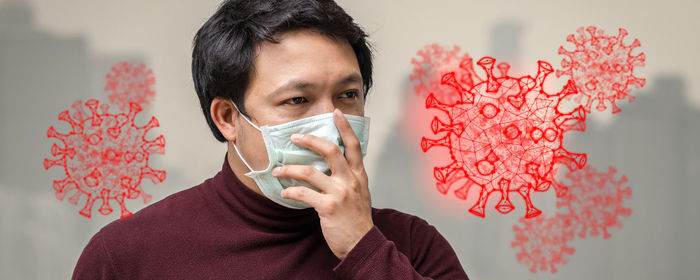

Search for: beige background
xmin=1 ymin=0 xmax=699 ymax=279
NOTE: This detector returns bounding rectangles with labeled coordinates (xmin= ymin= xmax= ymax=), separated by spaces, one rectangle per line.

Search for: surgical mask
xmin=231 ymin=104 xmax=370 ymax=209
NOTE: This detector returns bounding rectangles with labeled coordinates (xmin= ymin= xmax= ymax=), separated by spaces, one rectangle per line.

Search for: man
xmin=73 ymin=0 xmax=469 ymax=279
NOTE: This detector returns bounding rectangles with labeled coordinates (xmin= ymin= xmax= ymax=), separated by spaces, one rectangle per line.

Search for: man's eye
xmin=341 ymin=90 xmax=359 ymax=99
xmin=284 ymin=97 xmax=307 ymax=105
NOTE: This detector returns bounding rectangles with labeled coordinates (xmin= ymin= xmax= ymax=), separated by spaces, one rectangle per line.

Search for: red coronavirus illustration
xmin=512 ymin=164 xmax=633 ymax=273
xmin=556 ymin=165 xmax=632 ymax=239
xmin=511 ymin=213 xmax=576 ymax=273
xmin=557 ymin=26 xmax=646 ymax=114
xmin=410 ymin=44 xmax=476 ymax=104
xmin=417 ymin=53 xmax=587 ymax=219
xmin=105 ymin=62 xmax=156 ymax=111
xmin=44 ymin=99 xmax=166 ymax=218
xmin=44 ymin=62 xmax=165 ymax=218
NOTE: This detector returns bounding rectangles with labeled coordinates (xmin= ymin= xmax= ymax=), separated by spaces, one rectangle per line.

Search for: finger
xmin=281 ymin=186 xmax=326 ymax=209
xmin=272 ymin=165 xmax=334 ymax=193
xmin=333 ymin=108 xmax=363 ymax=171
xmin=290 ymin=133 xmax=350 ymax=176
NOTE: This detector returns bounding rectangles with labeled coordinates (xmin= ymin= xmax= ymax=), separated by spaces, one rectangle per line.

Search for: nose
xmin=309 ymin=97 xmax=337 ymax=116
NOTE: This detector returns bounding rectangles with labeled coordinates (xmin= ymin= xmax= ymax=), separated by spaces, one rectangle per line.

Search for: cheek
xmin=237 ymin=125 xmax=271 ymax=170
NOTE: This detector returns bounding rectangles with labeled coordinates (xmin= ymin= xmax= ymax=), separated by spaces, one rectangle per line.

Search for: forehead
xmin=246 ymin=29 xmax=361 ymax=99
xmin=257 ymin=29 xmax=357 ymax=67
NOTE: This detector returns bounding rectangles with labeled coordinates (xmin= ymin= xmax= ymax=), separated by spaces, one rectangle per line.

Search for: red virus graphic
xmin=410 ymin=44 xmax=476 ymax=103
xmin=44 ymin=61 xmax=165 ymax=219
xmin=557 ymin=26 xmax=646 ymax=114
xmin=417 ymin=53 xmax=587 ymax=219
xmin=511 ymin=165 xmax=633 ymax=273
xmin=511 ymin=213 xmax=576 ymax=273
xmin=44 ymin=100 xmax=165 ymax=218
xmin=557 ymin=165 xmax=632 ymax=239
xmin=105 ymin=62 xmax=156 ymax=111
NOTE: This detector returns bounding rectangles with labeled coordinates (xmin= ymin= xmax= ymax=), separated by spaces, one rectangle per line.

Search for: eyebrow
xmin=268 ymin=73 xmax=362 ymax=97
xmin=338 ymin=73 xmax=362 ymax=85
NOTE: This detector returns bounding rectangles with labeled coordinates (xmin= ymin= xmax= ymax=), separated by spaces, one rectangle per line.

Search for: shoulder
xmin=95 ymin=182 xmax=211 ymax=257
xmin=106 ymin=184 xmax=205 ymax=232
xmin=371 ymin=207 xmax=420 ymax=226
xmin=370 ymin=208 xmax=438 ymax=250
xmin=74 ymin=184 xmax=209 ymax=279
xmin=369 ymin=208 xmax=466 ymax=277
xmin=371 ymin=207 xmax=433 ymax=233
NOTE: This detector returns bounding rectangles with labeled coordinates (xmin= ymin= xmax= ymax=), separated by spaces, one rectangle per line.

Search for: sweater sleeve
xmin=72 ymin=230 xmax=118 ymax=280
xmin=332 ymin=221 xmax=469 ymax=280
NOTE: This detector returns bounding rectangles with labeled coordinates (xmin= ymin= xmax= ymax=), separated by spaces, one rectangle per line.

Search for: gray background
xmin=1 ymin=0 xmax=699 ymax=279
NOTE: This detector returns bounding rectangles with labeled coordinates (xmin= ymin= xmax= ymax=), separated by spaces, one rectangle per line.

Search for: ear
xmin=210 ymin=97 xmax=238 ymax=142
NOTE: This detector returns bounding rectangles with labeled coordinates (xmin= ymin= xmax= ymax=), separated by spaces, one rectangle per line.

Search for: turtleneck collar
xmin=208 ymin=152 xmax=319 ymax=232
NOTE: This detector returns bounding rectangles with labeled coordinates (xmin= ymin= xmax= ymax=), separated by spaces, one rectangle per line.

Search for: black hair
xmin=192 ymin=0 xmax=373 ymax=142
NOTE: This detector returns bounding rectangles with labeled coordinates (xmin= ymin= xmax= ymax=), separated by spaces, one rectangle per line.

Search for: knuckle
xmin=349 ymin=164 xmax=363 ymax=174
xmin=340 ymin=124 xmax=353 ymax=133
xmin=300 ymin=166 xmax=315 ymax=178
xmin=349 ymin=181 xmax=360 ymax=192
xmin=283 ymin=188 xmax=295 ymax=198
xmin=324 ymin=200 xmax=339 ymax=214
xmin=290 ymin=187 xmax=304 ymax=198
xmin=324 ymin=144 xmax=341 ymax=156
xmin=303 ymin=165 xmax=316 ymax=178
xmin=356 ymin=168 xmax=367 ymax=178
xmin=345 ymin=137 xmax=360 ymax=148
xmin=336 ymin=187 xmax=348 ymax=198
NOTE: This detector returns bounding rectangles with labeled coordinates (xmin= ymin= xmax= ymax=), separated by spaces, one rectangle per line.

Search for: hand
xmin=271 ymin=108 xmax=373 ymax=260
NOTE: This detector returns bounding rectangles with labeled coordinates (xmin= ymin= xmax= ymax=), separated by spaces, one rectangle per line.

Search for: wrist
xmin=340 ymin=222 xmax=374 ymax=260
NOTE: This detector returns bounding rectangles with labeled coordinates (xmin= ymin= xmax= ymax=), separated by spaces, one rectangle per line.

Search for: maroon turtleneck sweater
xmin=72 ymin=155 xmax=469 ymax=279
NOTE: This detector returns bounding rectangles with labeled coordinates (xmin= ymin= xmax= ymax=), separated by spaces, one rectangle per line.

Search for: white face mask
xmin=230 ymin=103 xmax=370 ymax=209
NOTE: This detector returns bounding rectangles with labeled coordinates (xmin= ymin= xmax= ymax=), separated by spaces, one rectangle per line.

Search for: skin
xmin=209 ymin=29 xmax=373 ymax=260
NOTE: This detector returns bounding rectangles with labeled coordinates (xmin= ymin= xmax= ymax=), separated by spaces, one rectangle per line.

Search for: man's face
xmin=235 ymin=29 xmax=365 ymax=170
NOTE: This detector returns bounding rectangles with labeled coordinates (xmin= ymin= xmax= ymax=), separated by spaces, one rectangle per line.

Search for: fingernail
xmin=334 ymin=108 xmax=344 ymax=118
xmin=291 ymin=134 xmax=303 ymax=141
xmin=272 ymin=167 xmax=281 ymax=176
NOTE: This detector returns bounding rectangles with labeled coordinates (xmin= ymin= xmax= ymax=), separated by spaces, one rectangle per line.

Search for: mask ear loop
xmin=231 ymin=101 xmax=261 ymax=172
xmin=232 ymin=102 xmax=261 ymax=131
